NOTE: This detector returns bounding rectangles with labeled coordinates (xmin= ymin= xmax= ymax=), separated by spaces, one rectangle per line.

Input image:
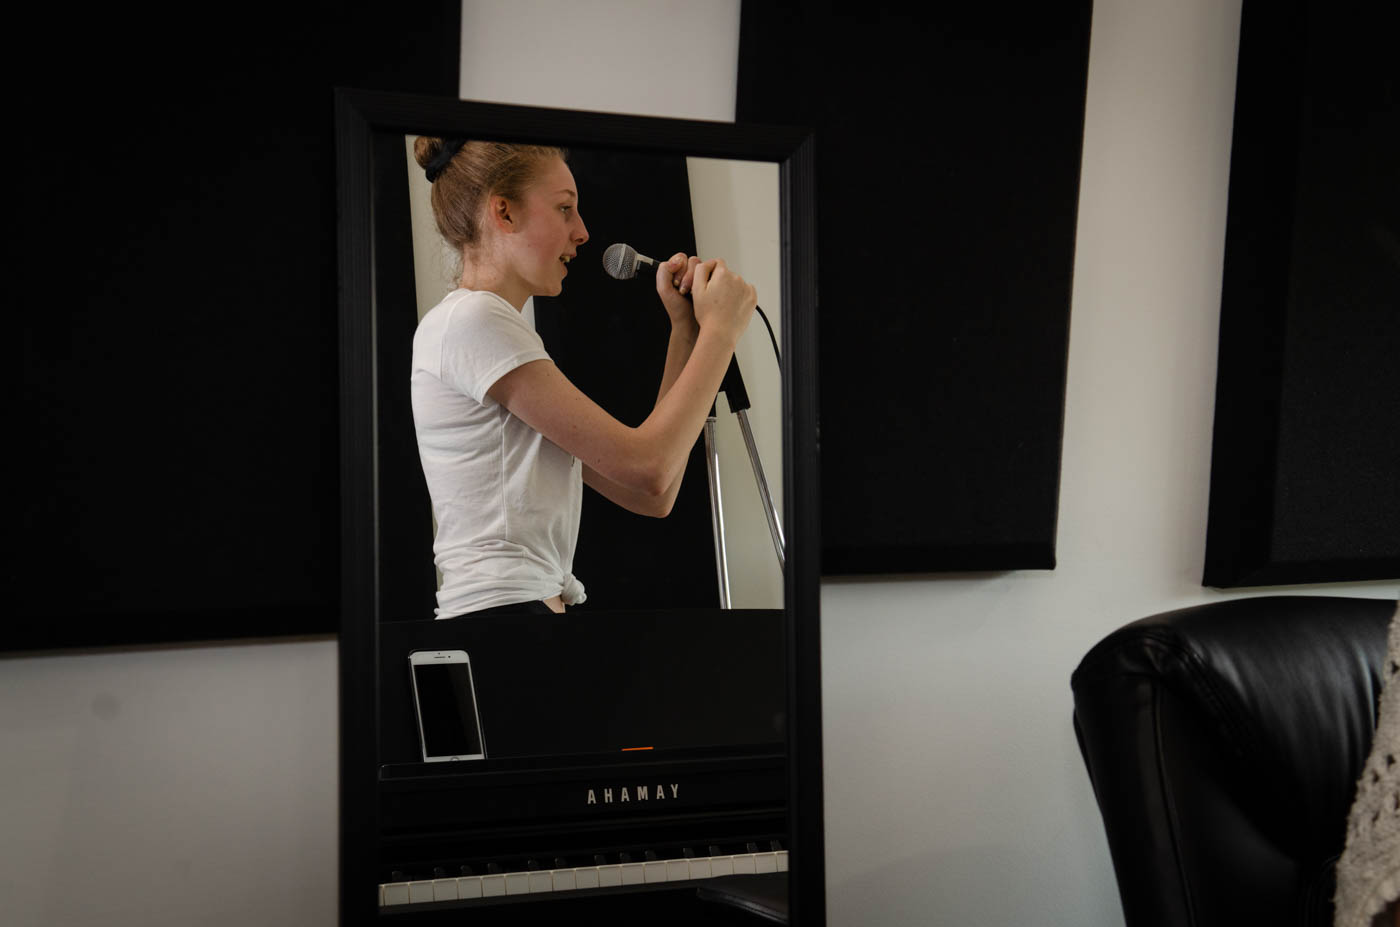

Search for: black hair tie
xmin=425 ymin=139 xmax=467 ymax=183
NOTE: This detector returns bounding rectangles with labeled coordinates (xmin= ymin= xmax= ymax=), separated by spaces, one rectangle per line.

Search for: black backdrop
xmin=736 ymin=3 xmax=1093 ymax=575
xmin=1203 ymin=0 xmax=1399 ymax=587
xmin=13 ymin=7 xmax=462 ymax=650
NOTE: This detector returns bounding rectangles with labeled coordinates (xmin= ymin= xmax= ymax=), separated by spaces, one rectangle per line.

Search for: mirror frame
xmin=334 ymin=89 xmax=823 ymax=925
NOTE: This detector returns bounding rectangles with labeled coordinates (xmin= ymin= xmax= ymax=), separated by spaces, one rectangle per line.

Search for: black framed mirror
xmin=335 ymin=89 xmax=822 ymax=925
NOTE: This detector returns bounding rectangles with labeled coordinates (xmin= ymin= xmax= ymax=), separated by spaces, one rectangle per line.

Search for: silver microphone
xmin=602 ymin=242 xmax=661 ymax=281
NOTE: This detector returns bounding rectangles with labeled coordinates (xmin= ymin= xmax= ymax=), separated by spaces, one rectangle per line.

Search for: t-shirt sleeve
xmin=437 ymin=294 xmax=552 ymax=403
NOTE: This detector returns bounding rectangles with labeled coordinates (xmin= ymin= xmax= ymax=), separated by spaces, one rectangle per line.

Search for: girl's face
xmin=501 ymin=157 xmax=589 ymax=298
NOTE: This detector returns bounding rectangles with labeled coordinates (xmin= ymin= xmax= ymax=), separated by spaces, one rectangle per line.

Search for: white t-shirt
xmin=410 ymin=288 xmax=586 ymax=617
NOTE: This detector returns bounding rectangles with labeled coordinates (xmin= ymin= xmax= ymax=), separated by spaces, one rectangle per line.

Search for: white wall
xmin=820 ymin=2 xmax=1397 ymax=924
xmin=687 ymin=156 xmax=784 ymax=608
xmin=0 ymin=638 xmax=337 ymax=927
xmin=5 ymin=3 xmax=1396 ymax=927
xmin=459 ymin=0 xmax=740 ymax=122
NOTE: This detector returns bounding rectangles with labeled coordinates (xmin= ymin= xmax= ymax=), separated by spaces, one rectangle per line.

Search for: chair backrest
xmin=1071 ymin=595 xmax=1394 ymax=927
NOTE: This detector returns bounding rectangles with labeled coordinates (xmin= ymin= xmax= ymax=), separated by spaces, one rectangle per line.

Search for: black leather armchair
xmin=1071 ymin=595 xmax=1396 ymax=927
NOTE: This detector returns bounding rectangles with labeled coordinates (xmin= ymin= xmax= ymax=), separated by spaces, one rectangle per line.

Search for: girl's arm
xmin=487 ymin=257 xmax=754 ymax=504
xmin=583 ymin=298 xmax=700 ymax=516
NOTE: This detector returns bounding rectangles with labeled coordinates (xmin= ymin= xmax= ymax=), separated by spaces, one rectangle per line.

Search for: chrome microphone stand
xmin=599 ymin=244 xmax=784 ymax=608
xmin=704 ymin=354 xmax=785 ymax=609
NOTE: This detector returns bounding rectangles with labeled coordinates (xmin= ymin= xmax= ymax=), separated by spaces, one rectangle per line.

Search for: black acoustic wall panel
xmin=737 ymin=3 xmax=1092 ymax=575
xmin=1203 ymin=0 xmax=1399 ymax=587
xmin=13 ymin=6 xmax=461 ymax=650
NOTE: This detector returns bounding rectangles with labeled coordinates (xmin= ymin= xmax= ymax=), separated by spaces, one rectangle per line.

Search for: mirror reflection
xmin=346 ymin=101 xmax=808 ymax=919
xmin=402 ymin=137 xmax=784 ymax=615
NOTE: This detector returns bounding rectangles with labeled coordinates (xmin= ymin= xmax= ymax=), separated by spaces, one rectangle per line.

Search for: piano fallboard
xmin=381 ymin=745 xmax=784 ymax=833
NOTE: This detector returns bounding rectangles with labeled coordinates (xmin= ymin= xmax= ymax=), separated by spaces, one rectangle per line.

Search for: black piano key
xmin=593 ymin=854 xmax=607 ymax=867
xmin=554 ymin=857 xmax=568 ymax=869
xmin=526 ymin=859 xmax=541 ymax=871
xmin=746 ymin=842 xmax=759 ymax=853
xmin=708 ymin=845 xmax=722 ymax=857
xmin=618 ymin=852 xmax=632 ymax=864
xmin=486 ymin=862 xmax=502 ymax=874
xmin=390 ymin=870 xmax=407 ymax=882
xmin=683 ymin=847 xmax=696 ymax=858
xmin=458 ymin=864 xmax=474 ymax=876
xmin=770 ymin=839 xmax=783 ymax=852
xmin=643 ymin=849 xmax=658 ymax=862
xmin=432 ymin=867 xmax=448 ymax=879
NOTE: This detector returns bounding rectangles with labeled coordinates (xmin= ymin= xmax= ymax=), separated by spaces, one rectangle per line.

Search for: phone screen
xmin=412 ymin=661 xmax=485 ymax=759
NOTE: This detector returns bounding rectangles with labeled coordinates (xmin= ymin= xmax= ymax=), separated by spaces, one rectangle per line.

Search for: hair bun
xmin=424 ymin=138 xmax=468 ymax=183
xmin=412 ymin=136 xmax=438 ymax=169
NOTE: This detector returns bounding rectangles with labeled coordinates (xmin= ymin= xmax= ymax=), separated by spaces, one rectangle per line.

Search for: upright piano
xmin=369 ymin=607 xmax=788 ymax=921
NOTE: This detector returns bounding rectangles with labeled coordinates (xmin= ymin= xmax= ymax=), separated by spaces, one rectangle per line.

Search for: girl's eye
xmin=560 ymin=205 xmax=572 ymax=214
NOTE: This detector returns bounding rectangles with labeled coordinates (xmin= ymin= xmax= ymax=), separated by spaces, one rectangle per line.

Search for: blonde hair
xmin=413 ymin=138 xmax=567 ymax=258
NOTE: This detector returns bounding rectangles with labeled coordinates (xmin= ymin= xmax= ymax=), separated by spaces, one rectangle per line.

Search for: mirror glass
xmin=401 ymin=137 xmax=785 ymax=613
xmin=371 ymin=134 xmax=791 ymax=766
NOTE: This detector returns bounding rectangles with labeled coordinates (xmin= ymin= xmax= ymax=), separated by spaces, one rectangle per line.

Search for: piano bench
xmin=696 ymin=872 xmax=788 ymax=924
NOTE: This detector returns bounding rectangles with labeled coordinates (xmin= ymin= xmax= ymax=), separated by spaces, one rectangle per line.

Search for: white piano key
xmin=378 ymin=842 xmax=787 ymax=907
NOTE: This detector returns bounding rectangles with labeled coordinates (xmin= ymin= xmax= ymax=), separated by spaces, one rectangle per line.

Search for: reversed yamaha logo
xmin=586 ymin=783 xmax=681 ymax=806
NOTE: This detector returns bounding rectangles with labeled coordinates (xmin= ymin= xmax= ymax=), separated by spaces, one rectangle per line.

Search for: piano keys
xmin=379 ymin=842 xmax=788 ymax=907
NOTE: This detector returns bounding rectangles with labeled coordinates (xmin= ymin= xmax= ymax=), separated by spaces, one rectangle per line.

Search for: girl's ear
xmin=487 ymin=194 xmax=514 ymax=233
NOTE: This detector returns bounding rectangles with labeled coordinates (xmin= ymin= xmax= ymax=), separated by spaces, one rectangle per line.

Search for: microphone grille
xmin=602 ymin=242 xmax=637 ymax=280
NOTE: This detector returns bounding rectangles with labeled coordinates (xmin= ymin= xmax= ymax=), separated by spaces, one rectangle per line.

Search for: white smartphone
xmin=408 ymin=650 xmax=487 ymax=762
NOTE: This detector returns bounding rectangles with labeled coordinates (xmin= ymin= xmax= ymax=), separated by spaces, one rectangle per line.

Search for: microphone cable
xmin=752 ymin=303 xmax=781 ymax=374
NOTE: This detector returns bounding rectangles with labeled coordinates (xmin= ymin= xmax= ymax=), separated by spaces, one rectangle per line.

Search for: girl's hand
xmin=656 ymin=252 xmax=701 ymax=326
xmin=690 ymin=258 xmax=757 ymax=345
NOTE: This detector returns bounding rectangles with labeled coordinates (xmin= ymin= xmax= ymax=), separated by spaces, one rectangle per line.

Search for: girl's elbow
xmin=632 ymin=455 xmax=672 ymax=499
xmin=634 ymin=467 xmax=675 ymax=517
xmin=645 ymin=466 xmax=683 ymax=518
xmin=644 ymin=473 xmax=672 ymax=500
